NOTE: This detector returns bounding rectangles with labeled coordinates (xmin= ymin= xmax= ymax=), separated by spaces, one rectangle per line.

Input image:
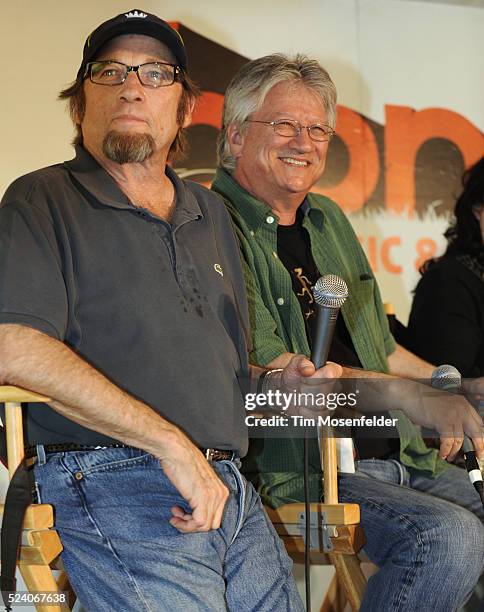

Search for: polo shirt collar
xmin=212 ymin=168 xmax=324 ymax=231
xmin=169 ymin=167 xmax=203 ymax=226
xmin=64 ymin=145 xmax=203 ymax=223
xmin=65 ymin=145 xmax=132 ymax=210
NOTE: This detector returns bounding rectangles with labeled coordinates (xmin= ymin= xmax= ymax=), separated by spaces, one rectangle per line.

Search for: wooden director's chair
xmin=265 ymin=432 xmax=368 ymax=611
xmin=0 ymin=386 xmax=73 ymax=612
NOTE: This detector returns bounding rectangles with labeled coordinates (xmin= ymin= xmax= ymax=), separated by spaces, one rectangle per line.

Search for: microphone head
xmin=313 ymin=274 xmax=348 ymax=309
xmin=431 ymin=364 xmax=462 ymax=390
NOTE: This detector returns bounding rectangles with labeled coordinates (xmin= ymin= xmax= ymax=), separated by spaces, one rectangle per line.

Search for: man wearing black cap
xmin=0 ymin=9 xmax=335 ymax=610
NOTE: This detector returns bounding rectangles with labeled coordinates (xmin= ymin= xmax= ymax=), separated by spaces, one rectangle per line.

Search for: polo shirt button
xmin=277 ymin=297 xmax=285 ymax=306
xmin=266 ymin=216 xmax=275 ymax=224
xmin=272 ymin=251 xmax=278 ymax=258
xmin=250 ymin=230 xmax=255 ymax=236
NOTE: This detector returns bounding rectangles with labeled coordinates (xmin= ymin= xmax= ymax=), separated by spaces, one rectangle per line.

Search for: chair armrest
xmin=0 ymin=385 xmax=50 ymax=403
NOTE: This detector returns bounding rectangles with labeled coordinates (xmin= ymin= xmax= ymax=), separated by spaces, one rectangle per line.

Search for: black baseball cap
xmin=77 ymin=8 xmax=187 ymax=79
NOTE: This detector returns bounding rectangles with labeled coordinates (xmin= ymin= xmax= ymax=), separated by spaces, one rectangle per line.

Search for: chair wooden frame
xmin=0 ymin=386 xmax=72 ymax=612
xmin=265 ymin=431 xmax=367 ymax=611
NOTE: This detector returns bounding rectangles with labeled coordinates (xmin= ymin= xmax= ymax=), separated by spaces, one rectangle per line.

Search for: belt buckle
xmin=205 ymin=448 xmax=234 ymax=462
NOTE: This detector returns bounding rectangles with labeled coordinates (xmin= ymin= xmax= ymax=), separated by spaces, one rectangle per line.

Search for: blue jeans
xmin=33 ymin=447 xmax=304 ymax=612
xmin=338 ymin=459 xmax=484 ymax=612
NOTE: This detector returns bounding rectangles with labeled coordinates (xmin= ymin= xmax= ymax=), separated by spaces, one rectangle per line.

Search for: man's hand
xmin=281 ymin=354 xmax=342 ymax=388
xmin=278 ymin=354 xmax=342 ymax=417
xmin=156 ymin=429 xmax=229 ymax=533
xmin=404 ymin=390 xmax=484 ymax=462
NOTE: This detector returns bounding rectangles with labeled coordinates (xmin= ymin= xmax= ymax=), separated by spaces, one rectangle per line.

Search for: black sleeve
xmin=407 ymin=260 xmax=483 ymax=377
xmin=0 ymin=200 xmax=68 ymax=339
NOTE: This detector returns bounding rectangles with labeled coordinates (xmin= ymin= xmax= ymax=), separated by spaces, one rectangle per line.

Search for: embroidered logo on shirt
xmin=214 ymin=264 xmax=224 ymax=276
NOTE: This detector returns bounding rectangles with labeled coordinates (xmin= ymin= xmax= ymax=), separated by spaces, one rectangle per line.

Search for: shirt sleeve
xmin=0 ymin=199 xmax=68 ymax=339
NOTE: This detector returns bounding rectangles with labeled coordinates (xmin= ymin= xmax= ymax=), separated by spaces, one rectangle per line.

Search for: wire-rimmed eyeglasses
xmin=246 ymin=119 xmax=335 ymax=142
xmin=84 ymin=60 xmax=181 ymax=88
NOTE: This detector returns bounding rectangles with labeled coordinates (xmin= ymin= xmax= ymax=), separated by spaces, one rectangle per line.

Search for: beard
xmin=102 ymin=131 xmax=155 ymax=164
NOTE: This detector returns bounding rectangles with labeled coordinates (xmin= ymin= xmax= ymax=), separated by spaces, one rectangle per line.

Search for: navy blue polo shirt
xmin=0 ymin=146 xmax=250 ymax=456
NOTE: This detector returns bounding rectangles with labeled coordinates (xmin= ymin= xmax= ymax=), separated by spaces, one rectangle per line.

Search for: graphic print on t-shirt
xmin=293 ymin=267 xmax=316 ymax=321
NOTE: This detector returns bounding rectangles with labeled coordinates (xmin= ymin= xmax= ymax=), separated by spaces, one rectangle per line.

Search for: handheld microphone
xmin=431 ymin=364 xmax=484 ymax=507
xmin=311 ymin=274 xmax=349 ymax=368
xmin=311 ymin=274 xmax=351 ymax=466
xmin=302 ymin=275 xmax=348 ymax=612
xmin=311 ymin=275 xmax=351 ymax=468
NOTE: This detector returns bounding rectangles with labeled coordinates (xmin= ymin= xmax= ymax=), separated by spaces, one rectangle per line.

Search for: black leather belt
xmin=24 ymin=443 xmax=235 ymax=462
xmin=24 ymin=443 xmax=130 ymax=459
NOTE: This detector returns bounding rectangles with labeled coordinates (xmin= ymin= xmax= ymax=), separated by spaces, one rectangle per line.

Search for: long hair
xmin=421 ymin=156 xmax=484 ymax=273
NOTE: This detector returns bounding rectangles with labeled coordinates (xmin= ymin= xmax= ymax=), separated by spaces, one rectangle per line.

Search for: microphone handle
xmin=311 ymin=305 xmax=339 ymax=369
xmin=462 ymin=436 xmax=474 ymax=454
xmin=462 ymin=437 xmax=482 ymax=489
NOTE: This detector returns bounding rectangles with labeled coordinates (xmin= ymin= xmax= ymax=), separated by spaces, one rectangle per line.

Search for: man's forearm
xmin=268 ymin=345 xmax=436 ymax=383
xmin=267 ymin=350 xmax=400 ymax=414
xmin=264 ymin=350 xmax=479 ymax=433
xmin=0 ymin=324 xmax=179 ymax=458
xmin=0 ymin=323 xmax=234 ymax=532
xmin=387 ymin=343 xmax=435 ymax=379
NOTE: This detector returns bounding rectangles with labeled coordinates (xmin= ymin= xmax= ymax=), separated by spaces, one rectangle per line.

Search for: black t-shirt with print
xmin=277 ymin=206 xmax=399 ymax=459
xmin=276 ymin=206 xmax=362 ymax=367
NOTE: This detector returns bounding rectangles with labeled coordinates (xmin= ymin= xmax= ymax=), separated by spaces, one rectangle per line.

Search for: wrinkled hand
xmin=405 ymin=391 xmax=484 ymax=462
xmin=281 ymin=354 xmax=342 ymax=386
xmin=280 ymin=355 xmax=342 ymax=417
xmin=157 ymin=429 xmax=229 ymax=533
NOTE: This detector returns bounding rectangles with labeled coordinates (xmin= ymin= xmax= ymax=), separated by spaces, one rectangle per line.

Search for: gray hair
xmin=217 ymin=53 xmax=337 ymax=172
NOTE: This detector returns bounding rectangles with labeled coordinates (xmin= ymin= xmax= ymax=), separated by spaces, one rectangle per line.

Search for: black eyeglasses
xmin=84 ymin=60 xmax=181 ymax=88
xmin=246 ymin=119 xmax=335 ymax=142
